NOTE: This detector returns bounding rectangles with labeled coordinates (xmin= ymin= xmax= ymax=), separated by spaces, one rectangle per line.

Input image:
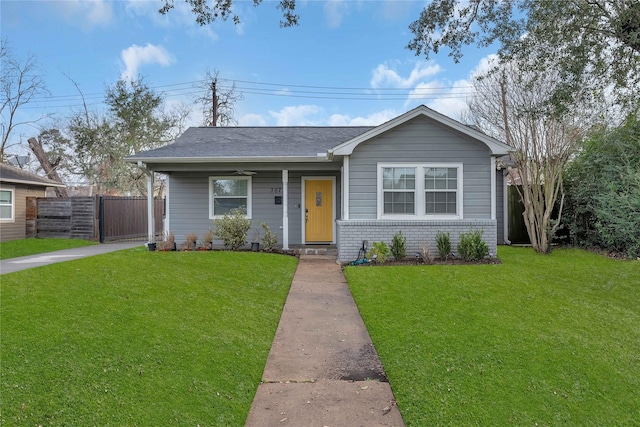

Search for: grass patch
xmin=1 ymin=248 xmax=297 ymax=425
xmin=345 ymin=246 xmax=640 ymax=426
xmin=0 ymin=238 xmax=97 ymax=260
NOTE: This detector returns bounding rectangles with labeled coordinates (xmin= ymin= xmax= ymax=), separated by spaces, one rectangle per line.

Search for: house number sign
xmin=269 ymin=187 xmax=282 ymax=194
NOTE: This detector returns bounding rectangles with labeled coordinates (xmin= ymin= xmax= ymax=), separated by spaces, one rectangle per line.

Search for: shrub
xmin=457 ymin=229 xmax=489 ymax=261
xmin=157 ymin=232 xmax=175 ymax=251
xmin=420 ymin=242 xmax=433 ymax=264
xmin=390 ymin=231 xmax=407 ymax=260
xmin=366 ymin=241 xmax=389 ymax=263
xmin=435 ymin=231 xmax=451 ymax=259
xmin=260 ymin=222 xmax=279 ymax=251
xmin=212 ymin=208 xmax=251 ymax=250
xmin=200 ymin=231 xmax=214 ymax=249
xmin=182 ymin=233 xmax=198 ymax=251
xmin=563 ymin=114 xmax=640 ymax=258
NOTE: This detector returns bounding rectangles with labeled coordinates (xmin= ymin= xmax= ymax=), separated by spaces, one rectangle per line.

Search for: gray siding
xmin=349 ymin=115 xmax=493 ymax=220
xmin=0 ymin=184 xmax=46 ymax=242
xmin=167 ymin=170 xmax=340 ymax=246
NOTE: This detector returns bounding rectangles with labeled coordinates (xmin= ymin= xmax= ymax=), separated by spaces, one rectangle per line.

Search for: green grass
xmin=345 ymin=246 xmax=640 ymax=426
xmin=1 ymin=248 xmax=297 ymax=426
xmin=0 ymin=238 xmax=97 ymax=260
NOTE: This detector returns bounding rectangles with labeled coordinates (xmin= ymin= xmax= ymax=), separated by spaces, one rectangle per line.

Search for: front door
xmin=304 ymin=179 xmax=333 ymax=242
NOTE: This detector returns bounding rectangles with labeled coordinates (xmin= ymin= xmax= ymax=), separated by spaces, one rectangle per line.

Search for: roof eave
xmin=0 ymin=178 xmax=66 ymax=188
xmin=125 ymin=155 xmax=333 ymax=164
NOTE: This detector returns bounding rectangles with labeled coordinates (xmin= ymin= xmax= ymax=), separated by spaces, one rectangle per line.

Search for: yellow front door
xmin=305 ymin=179 xmax=333 ymax=242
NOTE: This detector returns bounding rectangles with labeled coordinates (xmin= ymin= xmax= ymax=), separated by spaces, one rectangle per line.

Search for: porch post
xmin=146 ymin=168 xmax=155 ymax=243
xmin=282 ymin=169 xmax=289 ymax=250
xmin=490 ymin=156 xmax=497 ymax=220
xmin=343 ymin=156 xmax=350 ymax=220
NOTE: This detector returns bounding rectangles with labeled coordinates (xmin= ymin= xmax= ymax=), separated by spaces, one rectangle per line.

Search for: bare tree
xmin=195 ymin=70 xmax=243 ymax=127
xmin=469 ymin=61 xmax=584 ymax=253
xmin=1 ymin=39 xmax=50 ymax=160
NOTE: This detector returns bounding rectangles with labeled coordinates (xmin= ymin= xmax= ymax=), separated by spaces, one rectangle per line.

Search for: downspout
xmin=282 ymin=169 xmax=289 ymax=250
xmin=138 ymin=161 xmax=155 ymax=245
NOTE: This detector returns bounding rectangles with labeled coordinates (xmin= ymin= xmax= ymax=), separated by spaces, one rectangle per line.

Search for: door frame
xmin=301 ymin=176 xmax=336 ymax=244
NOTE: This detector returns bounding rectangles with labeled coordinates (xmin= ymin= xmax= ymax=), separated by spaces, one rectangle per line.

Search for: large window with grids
xmin=378 ymin=163 xmax=462 ymax=219
xmin=209 ymin=176 xmax=252 ymax=218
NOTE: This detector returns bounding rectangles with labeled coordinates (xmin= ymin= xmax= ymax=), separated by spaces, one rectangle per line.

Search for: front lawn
xmin=0 ymin=237 xmax=97 ymax=260
xmin=345 ymin=246 xmax=640 ymax=426
xmin=1 ymin=248 xmax=297 ymax=426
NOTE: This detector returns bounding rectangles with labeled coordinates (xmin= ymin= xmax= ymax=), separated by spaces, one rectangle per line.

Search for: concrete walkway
xmin=0 ymin=242 xmax=143 ymax=274
xmin=245 ymin=255 xmax=405 ymax=426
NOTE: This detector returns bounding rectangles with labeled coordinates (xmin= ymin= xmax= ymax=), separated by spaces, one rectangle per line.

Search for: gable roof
xmin=127 ymin=126 xmax=373 ymax=163
xmin=0 ymin=163 xmax=66 ymax=188
xmin=330 ymin=105 xmax=512 ymax=157
xmin=126 ymin=105 xmax=512 ymax=165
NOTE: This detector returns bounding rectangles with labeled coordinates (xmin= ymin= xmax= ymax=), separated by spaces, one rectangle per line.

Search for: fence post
xmin=98 ymin=195 xmax=105 ymax=243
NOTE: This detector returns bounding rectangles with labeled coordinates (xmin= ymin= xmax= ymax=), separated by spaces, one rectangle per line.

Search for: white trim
xmin=126 ymin=155 xmax=332 ymax=164
xmin=343 ymin=156 xmax=350 ymax=220
xmin=503 ymin=170 xmax=511 ymax=244
xmin=301 ymin=176 xmax=336 ymax=244
xmin=282 ymin=170 xmax=289 ymax=250
xmin=165 ymin=176 xmax=170 ymax=234
xmin=491 ymin=157 xmax=497 ymax=221
xmin=377 ymin=163 xmax=464 ymax=220
xmin=0 ymin=185 xmax=15 ymax=222
xmin=147 ymin=171 xmax=155 ymax=243
xmin=208 ymin=176 xmax=253 ymax=219
xmin=330 ymin=105 xmax=512 ymax=156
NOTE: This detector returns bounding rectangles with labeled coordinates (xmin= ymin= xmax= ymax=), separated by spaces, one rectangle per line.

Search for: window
xmin=382 ymin=167 xmax=416 ymax=215
xmin=378 ymin=164 xmax=462 ymax=219
xmin=424 ymin=167 xmax=458 ymax=214
xmin=0 ymin=187 xmax=14 ymax=221
xmin=209 ymin=177 xmax=252 ymax=218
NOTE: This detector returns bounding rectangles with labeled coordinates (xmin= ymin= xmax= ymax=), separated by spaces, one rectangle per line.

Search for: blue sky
xmin=2 ymin=0 xmax=498 ymax=152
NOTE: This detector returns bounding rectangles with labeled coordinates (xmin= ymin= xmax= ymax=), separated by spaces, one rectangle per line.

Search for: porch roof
xmin=127 ymin=126 xmax=373 ymax=163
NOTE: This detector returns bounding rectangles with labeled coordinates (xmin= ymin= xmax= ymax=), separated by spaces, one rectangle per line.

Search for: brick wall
xmin=336 ymin=219 xmax=497 ymax=262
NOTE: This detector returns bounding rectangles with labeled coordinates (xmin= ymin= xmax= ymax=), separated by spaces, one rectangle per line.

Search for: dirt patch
xmin=325 ymin=344 xmax=388 ymax=382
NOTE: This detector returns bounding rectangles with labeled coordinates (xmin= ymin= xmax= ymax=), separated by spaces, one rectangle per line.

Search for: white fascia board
xmin=329 ymin=104 xmax=512 ymax=156
xmin=0 ymin=178 xmax=66 ymax=188
xmin=125 ymin=156 xmax=333 ymax=164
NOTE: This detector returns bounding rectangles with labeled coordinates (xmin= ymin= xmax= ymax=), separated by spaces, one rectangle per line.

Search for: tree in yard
xmin=1 ymin=39 xmax=50 ymax=161
xmin=67 ymin=77 xmax=190 ymax=195
xmin=159 ymin=0 xmax=299 ymax=27
xmin=195 ymin=69 xmax=243 ymax=127
xmin=407 ymin=0 xmax=640 ymax=113
xmin=563 ymin=114 xmax=640 ymax=258
xmin=469 ymin=60 xmax=585 ymax=253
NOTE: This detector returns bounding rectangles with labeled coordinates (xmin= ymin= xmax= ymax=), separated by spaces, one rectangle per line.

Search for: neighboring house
xmin=0 ymin=163 xmax=66 ymax=242
xmin=127 ymin=105 xmax=512 ymax=261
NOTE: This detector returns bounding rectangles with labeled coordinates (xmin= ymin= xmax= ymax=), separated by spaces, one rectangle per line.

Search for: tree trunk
xmin=28 ymin=137 xmax=69 ymax=197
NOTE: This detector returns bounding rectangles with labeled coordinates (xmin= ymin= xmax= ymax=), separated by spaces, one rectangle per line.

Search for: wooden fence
xmin=29 ymin=196 xmax=164 ymax=242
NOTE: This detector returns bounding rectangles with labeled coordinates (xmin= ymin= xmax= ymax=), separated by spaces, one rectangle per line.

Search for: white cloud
xmin=120 ymin=44 xmax=175 ymax=81
xmin=324 ymin=0 xmax=349 ymax=28
xmin=238 ymin=114 xmax=268 ymax=126
xmin=269 ymin=105 xmax=323 ymax=126
xmin=371 ymin=61 xmax=442 ymax=88
xmin=55 ymin=0 xmax=113 ymax=28
xmin=328 ymin=110 xmax=397 ymax=126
